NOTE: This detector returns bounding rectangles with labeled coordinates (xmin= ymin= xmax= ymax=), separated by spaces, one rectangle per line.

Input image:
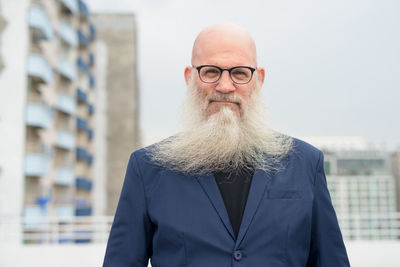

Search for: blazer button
xmin=233 ymin=250 xmax=242 ymax=261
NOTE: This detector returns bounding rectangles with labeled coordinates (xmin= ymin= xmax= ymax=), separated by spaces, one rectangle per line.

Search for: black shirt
xmin=213 ymin=165 xmax=255 ymax=238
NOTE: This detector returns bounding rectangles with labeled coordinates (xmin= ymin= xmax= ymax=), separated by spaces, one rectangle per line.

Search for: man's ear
xmin=184 ymin=66 xmax=193 ymax=86
xmin=257 ymin=67 xmax=266 ymax=85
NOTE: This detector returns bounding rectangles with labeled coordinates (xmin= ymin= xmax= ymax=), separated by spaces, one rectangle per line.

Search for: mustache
xmin=207 ymin=93 xmax=242 ymax=105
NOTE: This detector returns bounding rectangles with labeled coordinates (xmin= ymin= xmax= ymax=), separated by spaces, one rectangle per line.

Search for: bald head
xmin=191 ymin=23 xmax=258 ymax=67
xmin=184 ymin=23 xmax=266 ymax=118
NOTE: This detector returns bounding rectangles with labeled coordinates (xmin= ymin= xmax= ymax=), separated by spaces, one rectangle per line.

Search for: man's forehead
xmin=191 ymin=23 xmax=257 ymax=66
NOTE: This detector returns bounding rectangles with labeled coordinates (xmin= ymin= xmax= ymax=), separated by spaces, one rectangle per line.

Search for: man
xmin=103 ymin=23 xmax=350 ymax=267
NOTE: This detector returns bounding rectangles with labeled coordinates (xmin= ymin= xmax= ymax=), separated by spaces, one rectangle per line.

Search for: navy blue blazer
xmin=103 ymin=138 xmax=350 ymax=267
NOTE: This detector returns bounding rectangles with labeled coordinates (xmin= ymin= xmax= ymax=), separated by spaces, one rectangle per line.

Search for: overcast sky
xmin=86 ymin=0 xmax=400 ymax=149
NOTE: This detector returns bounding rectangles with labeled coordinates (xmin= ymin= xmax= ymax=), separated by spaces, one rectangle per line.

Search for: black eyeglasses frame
xmin=193 ymin=65 xmax=256 ymax=84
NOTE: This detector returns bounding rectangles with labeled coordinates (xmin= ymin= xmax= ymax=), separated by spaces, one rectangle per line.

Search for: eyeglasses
xmin=194 ymin=65 xmax=256 ymax=84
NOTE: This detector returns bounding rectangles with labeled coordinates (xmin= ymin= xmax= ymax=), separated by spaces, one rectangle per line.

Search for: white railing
xmin=338 ymin=212 xmax=400 ymax=240
xmin=0 ymin=215 xmax=114 ymax=244
xmin=1 ymin=213 xmax=400 ymax=244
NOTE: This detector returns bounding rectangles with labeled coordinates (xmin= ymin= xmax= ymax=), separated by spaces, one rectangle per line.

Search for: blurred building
xmin=91 ymin=13 xmax=140 ymax=216
xmin=0 ymin=0 xmax=107 ymax=243
xmin=303 ymin=137 xmax=399 ymax=240
xmin=324 ymin=150 xmax=398 ymax=240
xmin=392 ymin=150 xmax=400 ymax=212
xmin=301 ymin=136 xmax=385 ymax=151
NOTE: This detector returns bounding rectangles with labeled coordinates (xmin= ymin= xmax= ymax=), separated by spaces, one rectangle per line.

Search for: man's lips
xmin=210 ymin=100 xmax=239 ymax=105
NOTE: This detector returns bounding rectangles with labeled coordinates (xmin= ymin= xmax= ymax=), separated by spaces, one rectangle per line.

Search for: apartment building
xmin=0 ymin=0 xmax=100 ymax=243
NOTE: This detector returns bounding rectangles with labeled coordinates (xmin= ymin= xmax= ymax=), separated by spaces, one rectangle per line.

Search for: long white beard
xmin=148 ymin=73 xmax=293 ymax=175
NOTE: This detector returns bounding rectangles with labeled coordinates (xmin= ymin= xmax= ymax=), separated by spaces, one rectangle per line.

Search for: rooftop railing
xmin=1 ymin=213 xmax=400 ymax=244
xmin=338 ymin=213 xmax=400 ymax=240
xmin=0 ymin=215 xmax=113 ymax=244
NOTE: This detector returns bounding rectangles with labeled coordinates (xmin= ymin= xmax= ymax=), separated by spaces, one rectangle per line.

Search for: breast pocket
xmin=267 ymin=189 xmax=302 ymax=199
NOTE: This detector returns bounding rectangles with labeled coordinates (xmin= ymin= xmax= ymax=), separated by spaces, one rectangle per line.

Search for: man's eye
xmin=203 ymin=69 xmax=220 ymax=77
xmin=232 ymin=70 xmax=249 ymax=78
xmin=205 ymin=69 xmax=218 ymax=74
xmin=233 ymin=71 xmax=246 ymax=75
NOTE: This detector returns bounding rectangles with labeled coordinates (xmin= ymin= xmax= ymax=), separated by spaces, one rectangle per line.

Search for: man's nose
xmin=215 ymin=71 xmax=236 ymax=93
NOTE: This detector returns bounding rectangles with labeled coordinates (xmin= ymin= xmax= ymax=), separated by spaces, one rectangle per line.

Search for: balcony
xmin=28 ymin=5 xmax=54 ymax=40
xmin=74 ymin=229 xmax=92 ymax=243
xmin=26 ymin=103 xmax=52 ymax=129
xmin=89 ymin=72 xmax=95 ymax=88
xmin=89 ymin=23 xmax=96 ymax=41
xmin=86 ymin=153 xmax=93 ymax=165
xmin=88 ymin=52 xmax=94 ymax=66
xmin=76 ymin=147 xmax=87 ymax=160
xmin=59 ymin=0 xmax=78 ymax=14
xmin=75 ymin=198 xmax=89 ymax=207
xmin=77 ymin=29 xmax=89 ymax=47
xmin=58 ymin=59 xmax=77 ymax=81
xmin=86 ymin=128 xmax=93 ymax=140
xmin=58 ymin=22 xmax=78 ymax=47
xmin=87 ymin=103 xmax=94 ymax=115
xmin=76 ymin=88 xmax=87 ymax=103
xmin=55 ymin=168 xmax=75 ymax=185
xmin=55 ymin=131 xmax=75 ymax=150
xmin=23 ymin=205 xmax=48 ymax=229
xmin=55 ymin=205 xmax=75 ymax=217
xmin=75 ymin=207 xmax=92 ymax=216
xmin=78 ymin=0 xmax=89 ymax=20
xmin=87 ymin=129 xmax=93 ymax=140
xmin=76 ymin=177 xmax=92 ymax=191
xmin=27 ymin=54 xmax=54 ymax=84
xmin=76 ymin=117 xmax=87 ymax=131
xmin=24 ymin=206 xmax=45 ymax=216
xmin=24 ymin=154 xmax=50 ymax=177
xmin=57 ymin=94 xmax=76 ymax=115
xmin=76 ymin=57 xmax=89 ymax=74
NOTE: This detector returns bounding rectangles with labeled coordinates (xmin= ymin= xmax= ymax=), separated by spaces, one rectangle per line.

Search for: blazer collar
xmin=195 ymin=168 xmax=274 ymax=246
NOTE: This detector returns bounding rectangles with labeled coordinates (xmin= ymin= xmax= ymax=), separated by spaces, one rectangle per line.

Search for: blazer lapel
xmin=195 ymin=173 xmax=236 ymax=241
xmin=235 ymin=169 xmax=273 ymax=248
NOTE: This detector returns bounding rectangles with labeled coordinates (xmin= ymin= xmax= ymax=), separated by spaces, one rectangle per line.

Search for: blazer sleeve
xmin=103 ymin=153 xmax=153 ymax=267
xmin=306 ymin=151 xmax=351 ymax=267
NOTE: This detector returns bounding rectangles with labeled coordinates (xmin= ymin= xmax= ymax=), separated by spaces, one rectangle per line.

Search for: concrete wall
xmin=90 ymin=13 xmax=140 ymax=216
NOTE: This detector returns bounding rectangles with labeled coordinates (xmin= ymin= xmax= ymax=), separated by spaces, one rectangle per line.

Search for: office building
xmin=324 ymin=150 xmax=398 ymax=240
xmin=392 ymin=150 xmax=400 ymax=212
